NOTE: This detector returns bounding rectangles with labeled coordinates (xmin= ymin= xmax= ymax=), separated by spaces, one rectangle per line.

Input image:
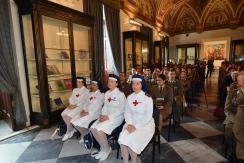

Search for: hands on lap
xmin=126 ymin=124 xmax=136 ymax=133
xmin=99 ymin=115 xmax=109 ymax=122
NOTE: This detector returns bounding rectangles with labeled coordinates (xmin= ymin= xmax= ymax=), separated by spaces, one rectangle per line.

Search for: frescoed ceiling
xmin=120 ymin=0 xmax=244 ymax=36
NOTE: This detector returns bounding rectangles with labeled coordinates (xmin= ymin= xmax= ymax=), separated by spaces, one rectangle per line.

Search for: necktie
xmin=159 ymin=86 xmax=163 ymax=93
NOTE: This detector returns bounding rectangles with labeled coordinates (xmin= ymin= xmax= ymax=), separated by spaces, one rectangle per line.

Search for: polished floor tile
xmin=0 ymin=120 xmax=13 ymax=139
xmin=181 ymin=121 xmax=222 ymax=138
xmin=34 ymin=126 xmax=61 ymax=141
xmin=204 ymin=119 xmax=225 ymax=132
xmin=141 ymin=143 xmax=185 ymax=163
xmin=200 ymin=135 xmax=225 ymax=156
xmin=188 ymin=109 xmax=217 ymax=121
xmin=59 ymin=138 xmax=90 ymax=158
xmin=16 ymin=139 xmax=63 ymax=162
xmin=25 ymin=158 xmax=57 ymax=163
xmin=161 ymin=125 xmax=195 ymax=142
xmin=0 ymin=142 xmax=31 ymax=163
xmin=169 ymin=139 xmax=227 ymax=163
xmin=57 ymin=154 xmax=97 ymax=163
xmin=0 ymin=128 xmax=40 ymax=145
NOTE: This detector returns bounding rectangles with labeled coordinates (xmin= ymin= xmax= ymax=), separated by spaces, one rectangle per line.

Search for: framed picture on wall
xmin=203 ymin=40 xmax=227 ymax=60
xmin=232 ymin=40 xmax=244 ymax=62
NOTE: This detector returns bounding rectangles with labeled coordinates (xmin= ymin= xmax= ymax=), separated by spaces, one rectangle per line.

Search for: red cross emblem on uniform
xmin=108 ymin=97 xmax=112 ymax=102
xmin=89 ymin=97 xmax=93 ymax=101
xmin=133 ymin=100 xmax=139 ymax=106
xmin=76 ymin=94 xmax=80 ymax=97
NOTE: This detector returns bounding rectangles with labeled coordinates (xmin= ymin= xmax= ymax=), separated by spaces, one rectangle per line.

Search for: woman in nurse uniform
xmin=71 ymin=79 xmax=104 ymax=142
xmin=61 ymin=77 xmax=89 ymax=141
xmin=90 ymin=74 xmax=126 ymax=161
xmin=118 ymin=74 xmax=155 ymax=163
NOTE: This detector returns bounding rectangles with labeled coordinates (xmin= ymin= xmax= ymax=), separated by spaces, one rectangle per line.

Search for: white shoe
xmin=91 ymin=149 xmax=99 ymax=157
xmin=99 ymin=147 xmax=111 ymax=161
xmin=62 ymin=133 xmax=69 ymax=141
xmin=95 ymin=151 xmax=104 ymax=160
xmin=62 ymin=130 xmax=75 ymax=142
xmin=78 ymin=137 xmax=84 ymax=144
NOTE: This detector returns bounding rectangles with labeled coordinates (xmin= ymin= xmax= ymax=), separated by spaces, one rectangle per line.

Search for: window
xmin=103 ymin=5 xmax=118 ymax=75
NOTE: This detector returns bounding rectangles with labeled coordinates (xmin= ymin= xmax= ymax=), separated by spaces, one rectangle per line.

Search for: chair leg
xmin=224 ymin=141 xmax=228 ymax=158
xmin=157 ymin=131 xmax=161 ymax=153
xmin=168 ymin=117 xmax=171 ymax=142
xmin=116 ymin=143 xmax=120 ymax=159
xmin=181 ymin=107 xmax=184 ymax=119
xmin=152 ymin=136 xmax=155 ymax=163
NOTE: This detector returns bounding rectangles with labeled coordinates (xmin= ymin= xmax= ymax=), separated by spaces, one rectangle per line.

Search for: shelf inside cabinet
xmin=74 ymin=50 xmax=89 ymax=52
xmin=46 ymin=58 xmax=70 ymax=61
xmin=47 ymin=74 xmax=71 ymax=77
xmin=31 ymin=94 xmax=40 ymax=98
xmin=75 ymin=59 xmax=91 ymax=61
xmin=45 ymin=48 xmax=69 ymax=51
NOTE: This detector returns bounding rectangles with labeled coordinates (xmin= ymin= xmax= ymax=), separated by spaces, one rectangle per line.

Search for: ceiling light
xmin=129 ymin=18 xmax=142 ymax=27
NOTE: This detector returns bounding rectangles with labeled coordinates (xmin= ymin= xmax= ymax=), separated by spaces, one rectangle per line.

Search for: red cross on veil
xmin=133 ymin=100 xmax=139 ymax=106
xmin=89 ymin=97 xmax=93 ymax=101
xmin=108 ymin=97 xmax=112 ymax=102
xmin=76 ymin=94 xmax=80 ymax=97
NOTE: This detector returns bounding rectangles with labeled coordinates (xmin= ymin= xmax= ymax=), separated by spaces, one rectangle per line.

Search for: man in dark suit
xmin=149 ymin=74 xmax=173 ymax=130
xmin=206 ymin=59 xmax=214 ymax=78
xmin=166 ymin=68 xmax=183 ymax=125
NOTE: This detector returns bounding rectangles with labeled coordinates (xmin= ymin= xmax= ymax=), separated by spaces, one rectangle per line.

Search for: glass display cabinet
xmin=16 ymin=0 xmax=94 ymax=126
xmin=176 ymin=44 xmax=200 ymax=65
xmin=154 ymin=36 xmax=169 ymax=67
xmin=123 ymin=31 xmax=149 ymax=74
xmin=231 ymin=39 xmax=244 ymax=62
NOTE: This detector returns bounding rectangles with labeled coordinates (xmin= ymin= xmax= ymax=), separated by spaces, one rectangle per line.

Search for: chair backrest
xmin=153 ymin=105 xmax=160 ymax=128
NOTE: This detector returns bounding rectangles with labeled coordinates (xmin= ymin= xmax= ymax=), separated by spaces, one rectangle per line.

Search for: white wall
xmin=10 ymin=0 xmax=31 ymax=126
xmin=169 ymin=27 xmax=244 ymax=66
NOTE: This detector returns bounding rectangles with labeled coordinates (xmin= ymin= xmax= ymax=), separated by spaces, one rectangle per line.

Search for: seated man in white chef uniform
xmin=90 ymin=74 xmax=126 ymax=161
xmin=71 ymin=79 xmax=104 ymax=143
xmin=61 ymin=77 xmax=89 ymax=141
xmin=118 ymin=74 xmax=155 ymax=163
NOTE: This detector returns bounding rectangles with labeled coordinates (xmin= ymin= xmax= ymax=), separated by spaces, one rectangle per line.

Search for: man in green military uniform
xmin=149 ymin=74 xmax=173 ymax=131
xmin=166 ymin=69 xmax=183 ymax=125
xmin=180 ymin=69 xmax=191 ymax=108
xmin=223 ymin=79 xmax=238 ymax=159
xmin=233 ymin=71 xmax=244 ymax=162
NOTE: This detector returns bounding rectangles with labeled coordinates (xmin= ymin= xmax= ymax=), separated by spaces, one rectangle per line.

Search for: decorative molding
xmin=121 ymin=0 xmax=244 ymax=35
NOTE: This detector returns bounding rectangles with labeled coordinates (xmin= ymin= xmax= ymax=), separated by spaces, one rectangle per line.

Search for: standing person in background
xmin=206 ymin=59 xmax=214 ymax=78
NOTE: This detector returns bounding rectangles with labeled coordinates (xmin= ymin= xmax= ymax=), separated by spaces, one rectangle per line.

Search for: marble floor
xmin=0 ymin=71 xmax=228 ymax=163
xmin=0 ymin=120 xmax=13 ymax=139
